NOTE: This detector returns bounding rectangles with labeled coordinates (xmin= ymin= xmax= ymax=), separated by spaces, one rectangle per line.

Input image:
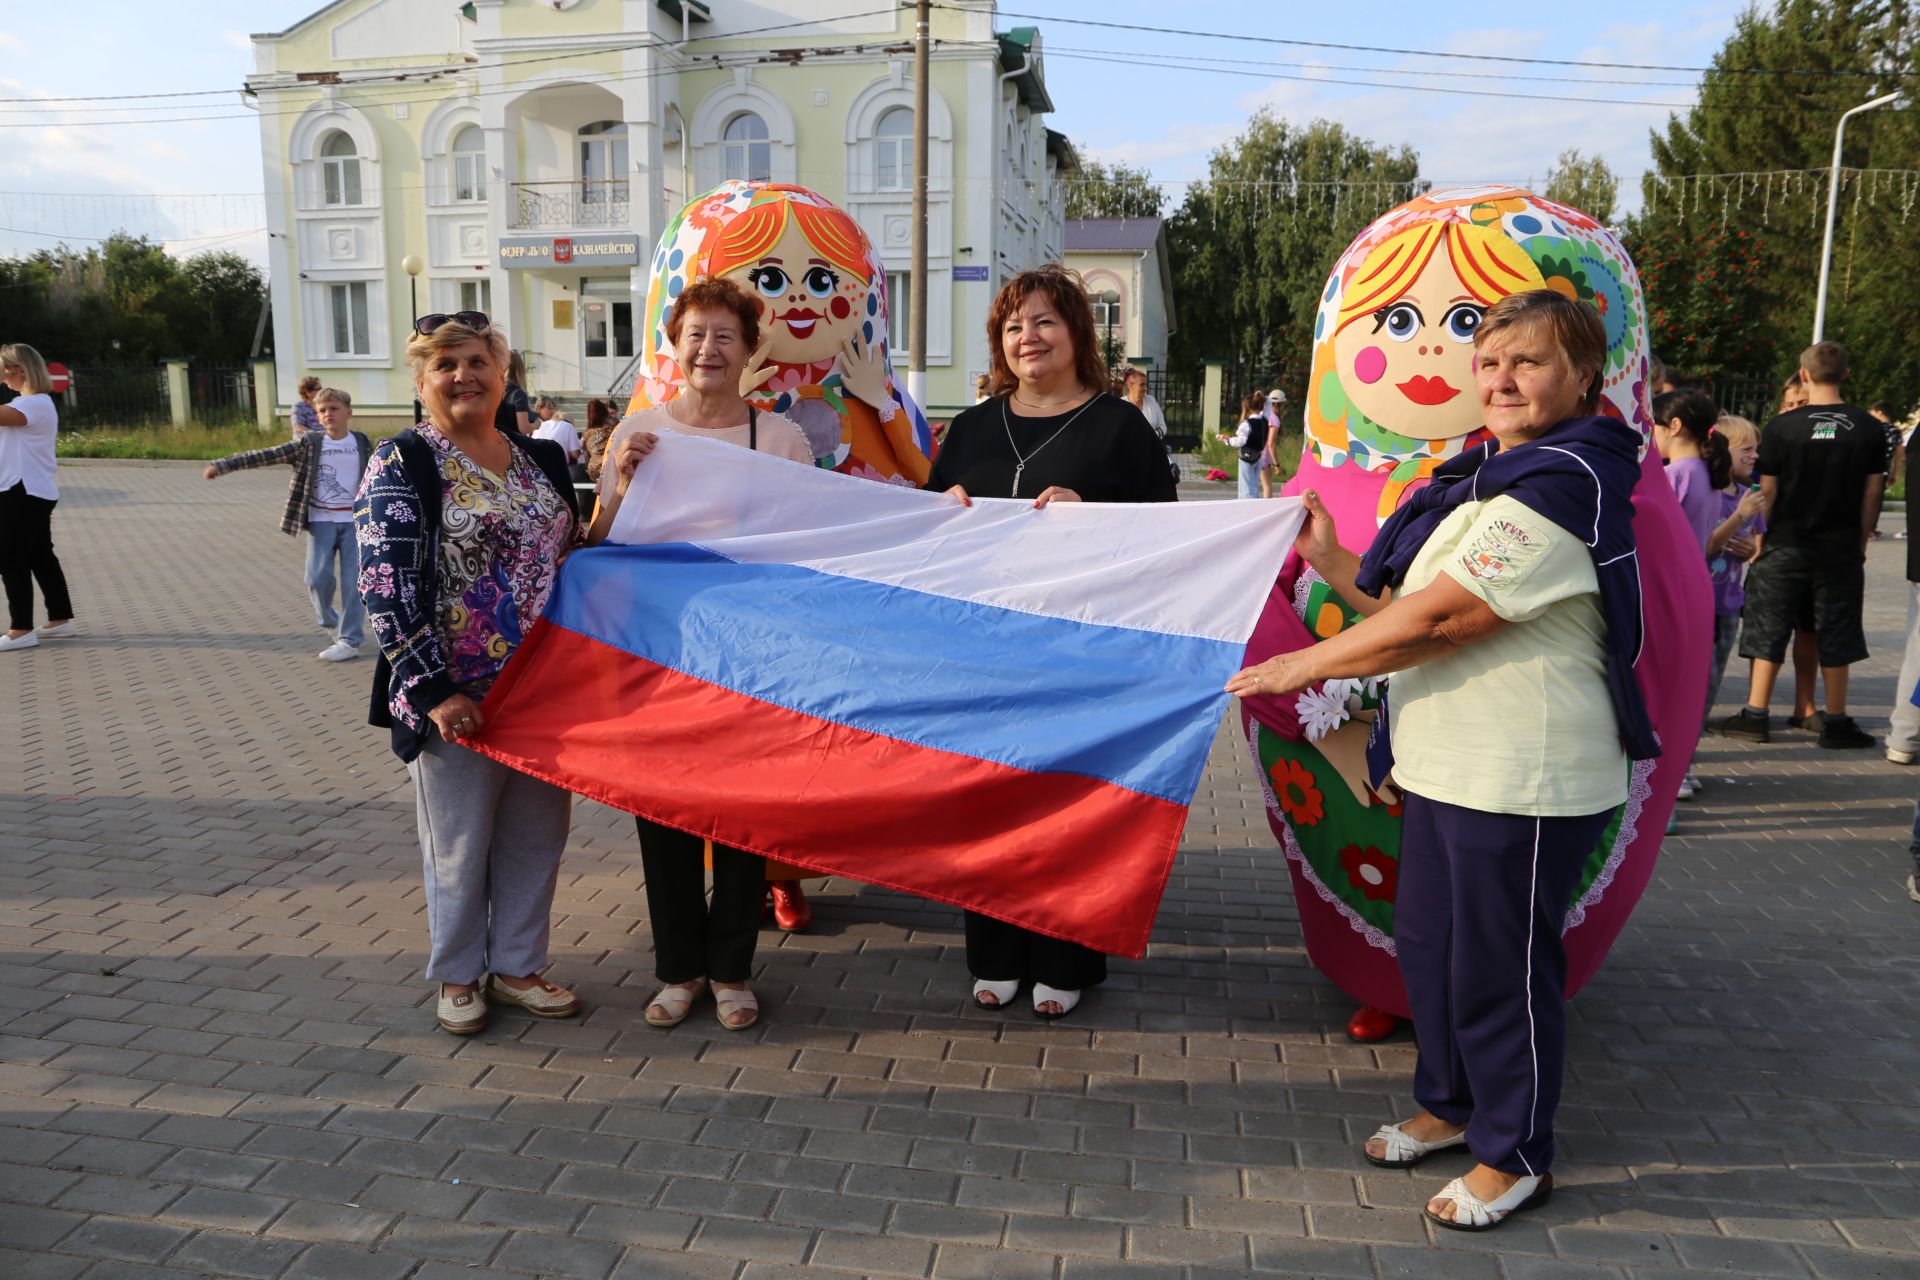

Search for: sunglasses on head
xmin=413 ymin=311 xmax=491 ymax=337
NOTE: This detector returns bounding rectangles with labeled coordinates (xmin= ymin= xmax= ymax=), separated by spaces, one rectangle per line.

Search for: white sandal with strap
xmin=644 ymin=978 xmax=707 ymax=1028
xmin=1365 ymin=1120 xmax=1468 ymax=1168
xmin=713 ymin=984 xmax=759 ymax=1030
xmin=1424 ymin=1172 xmax=1552 ymax=1231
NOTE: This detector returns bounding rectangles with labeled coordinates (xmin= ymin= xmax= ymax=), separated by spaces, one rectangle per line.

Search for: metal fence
xmin=56 ymin=366 xmax=170 ymax=428
xmin=189 ymin=366 xmax=257 ymax=426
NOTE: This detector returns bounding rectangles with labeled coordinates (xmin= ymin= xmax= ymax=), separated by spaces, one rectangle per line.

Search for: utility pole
xmin=908 ymin=0 xmax=930 ymax=411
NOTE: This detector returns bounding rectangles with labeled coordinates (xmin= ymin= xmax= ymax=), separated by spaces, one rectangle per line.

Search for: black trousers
xmin=964 ymin=911 xmax=1107 ymax=990
xmin=635 ymin=816 xmax=766 ymax=984
xmin=0 ymin=482 xmax=72 ymax=632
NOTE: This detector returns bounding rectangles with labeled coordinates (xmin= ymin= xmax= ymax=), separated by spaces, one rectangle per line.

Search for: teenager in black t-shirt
xmin=1720 ymin=342 xmax=1883 ymax=748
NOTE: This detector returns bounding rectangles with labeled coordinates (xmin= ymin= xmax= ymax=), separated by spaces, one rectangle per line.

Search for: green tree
xmin=1627 ymin=0 xmax=1920 ymax=408
xmin=1165 ymin=110 xmax=1423 ymax=407
xmin=1543 ymin=149 xmax=1619 ymax=223
xmin=1065 ymin=158 xmax=1167 ymax=219
xmin=0 ymin=234 xmax=268 ymax=366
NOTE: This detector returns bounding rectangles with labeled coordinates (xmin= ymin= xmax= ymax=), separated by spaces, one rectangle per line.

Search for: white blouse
xmin=0 ymin=392 xmax=59 ymax=500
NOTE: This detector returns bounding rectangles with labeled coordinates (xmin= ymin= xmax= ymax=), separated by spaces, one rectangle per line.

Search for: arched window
xmin=722 ymin=112 xmax=770 ymax=183
xmin=451 ymin=125 xmax=486 ymax=203
xmin=873 ymin=107 xmax=913 ymax=193
xmin=320 ymin=130 xmax=362 ymax=206
xmin=578 ymin=120 xmax=629 ymax=206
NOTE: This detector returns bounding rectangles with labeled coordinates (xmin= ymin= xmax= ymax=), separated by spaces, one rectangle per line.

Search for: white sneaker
xmin=1676 ymin=774 xmax=1697 ymax=801
xmin=35 ymin=621 xmax=78 ymax=638
xmin=317 ymin=641 xmax=361 ymax=662
xmin=0 ymin=632 xmax=39 ymax=652
xmin=1887 ymin=748 xmax=1916 ymax=766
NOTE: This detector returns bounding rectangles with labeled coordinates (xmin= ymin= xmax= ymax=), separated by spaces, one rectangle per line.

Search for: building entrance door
xmin=579 ymin=278 xmax=634 ymax=393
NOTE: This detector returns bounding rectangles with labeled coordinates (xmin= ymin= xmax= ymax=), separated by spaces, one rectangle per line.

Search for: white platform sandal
xmin=972 ymin=978 xmax=1018 ymax=1010
xmin=1030 ymin=983 xmax=1081 ymax=1021
xmin=1364 ymin=1120 xmax=1468 ymax=1168
xmin=644 ymin=978 xmax=707 ymax=1028
xmin=1424 ymin=1172 xmax=1552 ymax=1231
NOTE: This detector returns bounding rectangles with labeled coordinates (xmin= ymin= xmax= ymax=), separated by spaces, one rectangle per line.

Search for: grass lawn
xmin=58 ymin=421 xmax=406 ymax=461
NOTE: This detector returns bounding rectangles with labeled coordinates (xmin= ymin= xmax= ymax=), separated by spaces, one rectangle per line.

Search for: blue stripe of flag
xmin=546 ymin=543 xmax=1240 ymax=803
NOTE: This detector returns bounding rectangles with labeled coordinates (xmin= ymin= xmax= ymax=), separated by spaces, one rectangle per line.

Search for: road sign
xmin=46 ymin=362 xmax=71 ymax=394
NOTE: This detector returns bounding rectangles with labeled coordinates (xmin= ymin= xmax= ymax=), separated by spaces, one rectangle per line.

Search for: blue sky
xmin=0 ymin=0 xmax=1752 ymax=264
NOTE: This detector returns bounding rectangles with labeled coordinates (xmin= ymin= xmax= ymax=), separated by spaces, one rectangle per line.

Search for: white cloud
xmin=0 ymin=33 xmax=25 ymax=52
xmin=223 ymin=31 xmax=252 ymax=52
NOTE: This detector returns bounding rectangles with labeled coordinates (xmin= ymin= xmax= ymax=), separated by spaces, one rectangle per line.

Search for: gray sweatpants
xmin=407 ymin=734 xmax=572 ymax=984
xmin=1888 ymin=584 xmax=1920 ymax=755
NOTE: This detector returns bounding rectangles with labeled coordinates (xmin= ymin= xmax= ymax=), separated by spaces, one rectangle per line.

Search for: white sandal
xmin=972 ymin=979 xmax=1018 ymax=1010
xmin=644 ymin=978 xmax=707 ymax=1028
xmin=1031 ymin=983 xmax=1080 ymax=1021
xmin=1424 ymin=1172 xmax=1552 ymax=1231
xmin=1365 ymin=1120 xmax=1468 ymax=1168
xmin=713 ymin=985 xmax=758 ymax=1030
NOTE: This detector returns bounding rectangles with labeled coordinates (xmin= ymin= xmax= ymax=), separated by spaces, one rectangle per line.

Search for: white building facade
xmin=247 ymin=0 xmax=1073 ymax=423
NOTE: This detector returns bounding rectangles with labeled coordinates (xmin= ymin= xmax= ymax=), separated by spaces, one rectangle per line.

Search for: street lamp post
xmin=401 ymin=254 xmax=424 ymax=424
xmin=1812 ymin=92 xmax=1899 ymax=344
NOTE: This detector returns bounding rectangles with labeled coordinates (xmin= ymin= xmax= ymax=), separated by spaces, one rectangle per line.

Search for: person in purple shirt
xmin=1703 ymin=415 xmax=1766 ymax=727
xmin=1653 ymin=387 xmax=1726 ymax=552
xmin=1653 ymin=387 xmax=1726 ymax=803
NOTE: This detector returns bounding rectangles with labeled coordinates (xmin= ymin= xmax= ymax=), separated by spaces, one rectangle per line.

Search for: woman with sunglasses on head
xmin=355 ymin=312 xmax=584 ymax=1036
xmin=588 ymin=277 xmax=813 ymax=1033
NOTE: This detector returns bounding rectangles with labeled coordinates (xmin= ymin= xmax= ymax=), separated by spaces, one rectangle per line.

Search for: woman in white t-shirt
xmin=588 ymin=277 xmax=814 ymax=1036
xmin=0 ymin=344 xmax=76 ymax=653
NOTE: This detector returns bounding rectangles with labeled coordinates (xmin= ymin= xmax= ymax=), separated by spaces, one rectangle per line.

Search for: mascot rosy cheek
xmin=1238 ymin=186 xmax=1711 ymax=1037
xmin=626 ymin=180 xmax=932 ymax=485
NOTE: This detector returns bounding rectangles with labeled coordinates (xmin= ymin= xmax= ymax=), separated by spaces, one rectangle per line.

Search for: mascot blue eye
xmin=748 ymin=266 xmax=789 ymax=297
xmin=1443 ymin=303 xmax=1484 ymax=343
xmin=1379 ymin=303 xmax=1421 ymax=342
xmin=803 ymin=267 xmax=837 ymax=297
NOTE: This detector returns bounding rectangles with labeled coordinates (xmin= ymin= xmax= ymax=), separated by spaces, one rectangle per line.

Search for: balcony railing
xmin=511 ymin=181 xmax=631 ymax=231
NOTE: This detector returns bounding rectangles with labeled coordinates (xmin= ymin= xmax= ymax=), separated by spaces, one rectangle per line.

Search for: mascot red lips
xmin=780 ymin=308 xmax=820 ymax=338
xmin=1396 ymin=375 xmax=1459 ymax=406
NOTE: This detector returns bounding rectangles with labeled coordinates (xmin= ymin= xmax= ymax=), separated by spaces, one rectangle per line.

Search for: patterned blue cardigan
xmin=354 ymin=428 xmax=577 ymax=761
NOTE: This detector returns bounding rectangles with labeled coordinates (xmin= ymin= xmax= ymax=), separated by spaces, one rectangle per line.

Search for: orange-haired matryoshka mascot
xmin=622 ymin=180 xmax=936 ymax=928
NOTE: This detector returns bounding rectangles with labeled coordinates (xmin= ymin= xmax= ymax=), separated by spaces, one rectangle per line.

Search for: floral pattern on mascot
xmin=1237 ymin=186 xmax=1712 ymax=1037
xmin=626 ymin=180 xmax=932 ymax=485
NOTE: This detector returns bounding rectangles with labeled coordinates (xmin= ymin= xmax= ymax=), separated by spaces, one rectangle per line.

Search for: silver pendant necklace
xmin=1002 ymin=392 xmax=1099 ymax=498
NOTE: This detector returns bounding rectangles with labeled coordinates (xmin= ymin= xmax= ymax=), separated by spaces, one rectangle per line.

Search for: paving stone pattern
xmin=2 ymin=460 xmax=1917 ymax=1279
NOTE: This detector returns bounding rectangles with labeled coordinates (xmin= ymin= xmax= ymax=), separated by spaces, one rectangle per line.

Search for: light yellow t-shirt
xmin=1388 ymin=493 xmax=1628 ymax=817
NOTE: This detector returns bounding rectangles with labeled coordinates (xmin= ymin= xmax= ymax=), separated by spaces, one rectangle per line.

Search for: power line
xmin=0 ymin=7 xmax=903 ymax=109
xmin=975 ymin=3 xmax=1907 ymax=80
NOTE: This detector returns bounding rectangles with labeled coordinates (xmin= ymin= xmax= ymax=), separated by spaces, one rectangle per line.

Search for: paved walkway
xmin=2 ymin=460 xmax=1917 ymax=1280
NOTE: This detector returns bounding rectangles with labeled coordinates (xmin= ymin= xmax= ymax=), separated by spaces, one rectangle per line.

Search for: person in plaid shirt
xmin=205 ymin=387 xmax=373 ymax=661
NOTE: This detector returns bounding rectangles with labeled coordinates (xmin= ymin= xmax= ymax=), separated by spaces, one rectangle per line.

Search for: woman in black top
xmin=928 ymin=265 xmax=1177 ymax=1019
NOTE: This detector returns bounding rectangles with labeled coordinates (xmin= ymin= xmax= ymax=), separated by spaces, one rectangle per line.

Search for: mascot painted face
xmin=1239 ymin=186 xmax=1707 ymax=1030
xmin=627 ymin=180 xmax=932 ymax=486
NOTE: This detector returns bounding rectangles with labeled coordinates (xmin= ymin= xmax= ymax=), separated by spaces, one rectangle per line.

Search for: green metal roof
xmin=996 ymin=27 xmax=1053 ymax=113
xmin=1045 ymin=129 xmax=1078 ymax=171
xmin=655 ymin=0 xmax=712 ymax=23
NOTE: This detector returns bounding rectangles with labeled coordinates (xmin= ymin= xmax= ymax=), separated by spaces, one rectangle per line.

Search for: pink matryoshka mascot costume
xmin=623 ymin=180 xmax=935 ymax=927
xmin=1237 ymin=186 xmax=1713 ymax=1041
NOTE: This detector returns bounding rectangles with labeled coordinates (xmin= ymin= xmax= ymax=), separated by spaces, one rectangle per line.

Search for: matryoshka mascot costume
xmin=623 ymin=180 xmax=936 ymax=928
xmin=1237 ymin=187 xmax=1711 ymax=1040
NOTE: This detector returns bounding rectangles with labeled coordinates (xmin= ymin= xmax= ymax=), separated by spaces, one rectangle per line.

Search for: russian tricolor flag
xmin=476 ymin=434 xmax=1303 ymax=957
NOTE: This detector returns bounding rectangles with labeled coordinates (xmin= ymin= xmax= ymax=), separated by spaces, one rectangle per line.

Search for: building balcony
xmin=511 ymin=181 xmax=631 ymax=231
